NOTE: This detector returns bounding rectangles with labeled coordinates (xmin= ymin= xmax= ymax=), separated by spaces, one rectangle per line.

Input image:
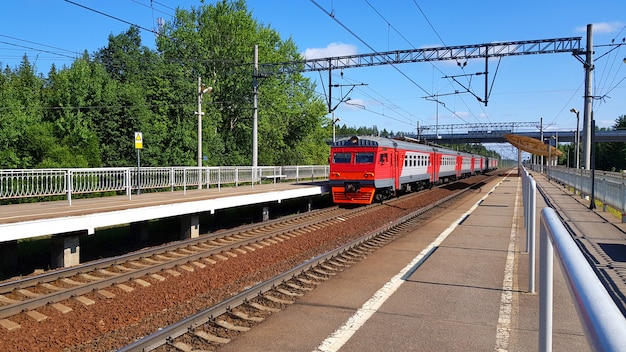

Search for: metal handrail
xmin=0 ymin=165 xmax=329 ymax=205
xmin=536 ymin=165 xmax=626 ymax=222
xmin=539 ymin=207 xmax=626 ymax=352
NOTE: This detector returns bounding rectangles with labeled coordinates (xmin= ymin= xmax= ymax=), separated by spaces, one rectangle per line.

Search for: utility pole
xmin=570 ymin=108 xmax=580 ymax=169
xmin=539 ymin=117 xmax=543 ymax=172
xmin=583 ymin=24 xmax=594 ymax=170
xmin=196 ymin=76 xmax=212 ymax=189
xmin=252 ymin=45 xmax=259 ymax=168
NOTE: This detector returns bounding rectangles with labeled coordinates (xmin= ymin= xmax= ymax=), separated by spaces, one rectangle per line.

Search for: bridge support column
xmin=130 ymin=221 xmax=150 ymax=243
xmin=262 ymin=206 xmax=270 ymax=222
xmin=180 ymin=214 xmax=200 ymax=239
xmin=0 ymin=240 xmax=18 ymax=270
xmin=307 ymin=198 xmax=312 ymax=212
xmin=51 ymin=231 xmax=84 ymax=268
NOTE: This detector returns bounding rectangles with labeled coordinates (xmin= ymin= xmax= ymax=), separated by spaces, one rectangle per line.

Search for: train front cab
xmin=329 ymin=136 xmax=394 ymax=205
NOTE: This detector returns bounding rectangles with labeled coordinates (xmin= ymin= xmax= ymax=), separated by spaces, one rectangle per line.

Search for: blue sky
xmin=2 ymin=0 xmax=625 ymax=159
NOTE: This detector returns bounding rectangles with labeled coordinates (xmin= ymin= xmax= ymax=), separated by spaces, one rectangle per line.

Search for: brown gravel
xmin=0 ymin=184 xmax=472 ymax=352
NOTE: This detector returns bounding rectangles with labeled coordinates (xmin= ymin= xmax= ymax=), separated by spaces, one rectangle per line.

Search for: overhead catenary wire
xmin=365 ymin=0 xmax=486 ymax=125
xmin=0 ymin=40 xmax=77 ymax=60
xmin=64 ymin=0 xmax=167 ymax=39
xmin=310 ymin=0 xmax=471 ymax=128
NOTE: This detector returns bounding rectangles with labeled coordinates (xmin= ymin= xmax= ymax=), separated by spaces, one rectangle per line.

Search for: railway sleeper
xmin=368 ymin=238 xmax=388 ymax=246
xmin=361 ymin=242 xmax=380 ymax=250
xmin=320 ymin=262 xmax=344 ymax=272
xmin=215 ymin=319 xmax=251 ymax=332
xmin=194 ymin=330 xmax=231 ymax=344
xmin=248 ymin=301 xmax=280 ymax=313
xmin=333 ymin=256 xmax=356 ymax=265
xmin=263 ymin=293 xmax=294 ymax=305
xmin=231 ymin=310 xmax=264 ymax=322
xmin=286 ymin=282 xmax=313 ymax=292
xmin=276 ymin=288 xmax=303 ymax=297
xmin=295 ymin=276 xmax=319 ymax=285
xmin=351 ymin=247 xmax=371 ymax=256
xmin=327 ymin=259 xmax=348 ymax=268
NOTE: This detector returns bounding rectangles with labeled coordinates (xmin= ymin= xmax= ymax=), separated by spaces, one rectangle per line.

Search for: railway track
xmin=0 ymin=206 xmax=362 ymax=322
xmin=118 ymin=175 xmax=495 ymax=351
xmin=0 ymin=183 xmax=448 ymax=324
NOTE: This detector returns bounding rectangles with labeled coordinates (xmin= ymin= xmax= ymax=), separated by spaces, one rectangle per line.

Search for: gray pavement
xmin=218 ymin=172 xmax=594 ymax=352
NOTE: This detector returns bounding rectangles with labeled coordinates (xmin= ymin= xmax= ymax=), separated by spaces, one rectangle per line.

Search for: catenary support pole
xmin=253 ymin=45 xmax=258 ymax=168
xmin=583 ymin=24 xmax=593 ymax=170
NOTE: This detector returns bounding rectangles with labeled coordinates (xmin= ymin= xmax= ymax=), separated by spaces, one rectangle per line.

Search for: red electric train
xmin=329 ymin=135 xmax=498 ymax=204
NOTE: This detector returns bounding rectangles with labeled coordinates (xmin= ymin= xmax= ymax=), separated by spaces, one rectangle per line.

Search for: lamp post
xmin=332 ymin=115 xmax=341 ymax=143
xmin=570 ymin=108 xmax=580 ymax=169
xmin=196 ymin=76 xmax=212 ymax=189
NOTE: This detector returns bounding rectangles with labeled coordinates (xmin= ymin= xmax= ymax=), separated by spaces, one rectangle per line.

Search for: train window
xmin=355 ymin=152 xmax=374 ymax=163
xmin=333 ymin=152 xmax=352 ymax=164
xmin=379 ymin=153 xmax=388 ymax=163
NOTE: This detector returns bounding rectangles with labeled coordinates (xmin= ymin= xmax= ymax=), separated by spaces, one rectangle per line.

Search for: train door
xmin=392 ymin=146 xmax=399 ymax=191
xmin=430 ymin=151 xmax=438 ymax=183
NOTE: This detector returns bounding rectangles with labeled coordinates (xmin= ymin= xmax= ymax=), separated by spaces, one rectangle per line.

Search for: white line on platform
xmin=313 ymin=177 xmax=508 ymax=352
xmin=494 ymin=176 xmax=520 ymax=352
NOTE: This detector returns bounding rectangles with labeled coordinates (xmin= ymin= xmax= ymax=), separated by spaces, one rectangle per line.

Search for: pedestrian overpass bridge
xmin=409 ymin=129 xmax=626 ymax=144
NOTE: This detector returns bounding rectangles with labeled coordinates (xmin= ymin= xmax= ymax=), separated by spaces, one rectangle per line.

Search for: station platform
xmin=0 ymin=181 xmax=328 ymax=269
xmin=218 ymin=170 xmax=602 ymax=351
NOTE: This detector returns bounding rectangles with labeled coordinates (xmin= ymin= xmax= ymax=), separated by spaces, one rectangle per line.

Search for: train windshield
xmin=355 ymin=152 xmax=375 ymax=164
xmin=333 ymin=152 xmax=352 ymax=164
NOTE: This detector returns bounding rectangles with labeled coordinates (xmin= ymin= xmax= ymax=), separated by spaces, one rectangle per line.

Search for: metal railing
xmin=539 ymin=165 xmax=626 ymax=222
xmin=539 ymin=207 xmax=626 ymax=352
xmin=521 ymin=169 xmax=537 ymax=293
xmin=522 ymin=167 xmax=626 ymax=351
xmin=0 ymin=165 xmax=329 ymax=206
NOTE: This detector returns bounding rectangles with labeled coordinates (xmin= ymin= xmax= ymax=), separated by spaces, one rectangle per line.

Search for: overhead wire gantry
xmin=259 ymin=37 xmax=582 ymax=110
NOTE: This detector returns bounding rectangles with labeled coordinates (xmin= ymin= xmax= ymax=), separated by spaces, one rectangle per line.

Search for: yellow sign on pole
xmin=134 ymin=132 xmax=143 ymax=149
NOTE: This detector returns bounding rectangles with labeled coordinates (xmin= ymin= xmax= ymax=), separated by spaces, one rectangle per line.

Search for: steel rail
xmin=0 ymin=208 xmax=355 ymax=319
xmin=0 ymin=207 xmax=340 ymax=294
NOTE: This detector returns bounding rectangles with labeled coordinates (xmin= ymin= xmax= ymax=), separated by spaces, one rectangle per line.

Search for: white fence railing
xmin=539 ymin=208 xmax=626 ymax=352
xmin=0 ymin=165 xmax=329 ymax=205
xmin=522 ymin=168 xmax=626 ymax=351
xmin=534 ymin=165 xmax=626 ymax=222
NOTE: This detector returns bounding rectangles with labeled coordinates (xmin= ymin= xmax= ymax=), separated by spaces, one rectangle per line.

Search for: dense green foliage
xmin=0 ymin=0 xmax=329 ymax=168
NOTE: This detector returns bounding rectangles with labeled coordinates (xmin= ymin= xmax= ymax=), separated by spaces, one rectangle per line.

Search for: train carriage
xmin=329 ymin=135 xmax=497 ymax=205
xmin=330 ymin=136 xmax=434 ymax=204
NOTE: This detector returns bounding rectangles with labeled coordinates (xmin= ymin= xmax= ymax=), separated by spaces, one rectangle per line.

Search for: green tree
xmin=42 ymin=58 xmax=101 ymax=167
xmin=0 ymin=56 xmax=52 ymax=168
xmin=595 ymin=115 xmax=626 ymax=171
xmin=156 ymin=0 xmax=328 ymax=166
